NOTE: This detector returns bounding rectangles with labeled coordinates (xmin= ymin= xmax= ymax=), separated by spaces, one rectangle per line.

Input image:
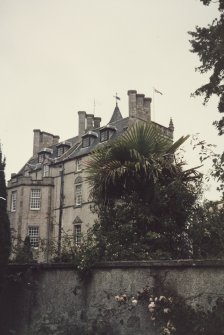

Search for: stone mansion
xmin=7 ymin=90 xmax=174 ymax=261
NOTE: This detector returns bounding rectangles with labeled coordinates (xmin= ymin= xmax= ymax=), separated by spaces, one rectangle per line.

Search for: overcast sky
xmin=0 ymin=0 xmax=223 ymax=200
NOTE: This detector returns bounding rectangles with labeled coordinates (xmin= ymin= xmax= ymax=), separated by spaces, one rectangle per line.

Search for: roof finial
xmin=169 ymin=117 xmax=174 ymax=131
xmin=113 ymin=92 xmax=121 ymax=107
xmin=0 ymin=141 xmax=5 ymax=169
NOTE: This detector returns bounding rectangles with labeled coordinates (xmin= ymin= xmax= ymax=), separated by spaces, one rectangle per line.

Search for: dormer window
xmin=38 ymin=153 xmax=44 ymax=163
xmin=38 ymin=148 xmax=53 ymax=163
xmin=82 ymin=137 xmax=90 ymax=148
xmin=57 ymin=146 xmax=64 ymax=157
xmin=82 ymin=131 xmax=98 ymax=148
xmin=100 ymin=130 xmax=109 ymax=142
xmin=100 ymin=125 xmax=116 ymax=142
xmin=57 ymin=141 xmax=71 ymax=157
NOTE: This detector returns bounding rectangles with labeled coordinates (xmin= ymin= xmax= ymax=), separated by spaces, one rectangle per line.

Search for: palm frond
xmin=85 ymin=121 xmax=197 ymax=201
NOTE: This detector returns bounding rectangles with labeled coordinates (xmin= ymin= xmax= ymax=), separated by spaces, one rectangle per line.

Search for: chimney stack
xmin=78 ymin=111 xmax=86 ymax=136
xmin=127 ymin=90 xmax=137 ymax=118
xmin=86 ymin=114 xmax=94 ymax=130
xmin=33 ymin=129 xmax=60 ymax=156
xmin=144 ymin=97 xmax=152 ymax=122
xmin=93 ymin=116 xmax=101 ymax=129
xmin=127 ymin=90 xmax=152 ymax=122
xmin=136 ymin=94 xmax=145 ymax=119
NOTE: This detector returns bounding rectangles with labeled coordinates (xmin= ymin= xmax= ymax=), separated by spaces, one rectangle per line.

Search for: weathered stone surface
xmin=1 ymin=260 xmax=224 ymax=335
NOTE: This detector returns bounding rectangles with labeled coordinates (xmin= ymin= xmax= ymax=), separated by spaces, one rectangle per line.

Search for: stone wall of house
xmin=1 ymin=260 xmax=224 ymax=335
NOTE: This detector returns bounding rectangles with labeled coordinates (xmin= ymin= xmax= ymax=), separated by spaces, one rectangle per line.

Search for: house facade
xmin=7 ymin=90 xmax=174 ymax=261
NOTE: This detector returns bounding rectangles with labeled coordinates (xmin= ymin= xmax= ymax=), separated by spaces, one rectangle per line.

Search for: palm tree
xmin=86 ymin=122 xmax=200 ymax=203
xmin=84 ymin=122 xmax=202 ymax=260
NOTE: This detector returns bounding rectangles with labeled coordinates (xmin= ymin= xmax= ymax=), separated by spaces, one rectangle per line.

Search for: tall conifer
xmin=0 ymin=146 xmax=11 ymax=267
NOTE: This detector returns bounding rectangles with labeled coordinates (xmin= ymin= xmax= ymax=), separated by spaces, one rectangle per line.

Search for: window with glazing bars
xmin=38 ymin=153 xmax=44 ymax=163
xmin=28 ymin=226 xmax=39 ymax=248
xmin=11 ymin=191 xmax=17 ymax=211
xmin=76 ymin=158 xmax=82 ymax=171
xmin=30 ymin=189 xmax=41 ymax=209
xmin=75 ymin=184 xmax=82 ymax=206
xmin=74 ymin=225 xmax=82 ymax=245
xmin=43 ymin=165 xmax=49 ymax=177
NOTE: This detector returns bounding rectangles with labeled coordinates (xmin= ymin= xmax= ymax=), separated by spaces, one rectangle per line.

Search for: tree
xmin=189 ymin=0 xmax=224 ymax=135
xmin=189 ymin=201 xmax=224 ymax=258
xmin=0 ymin=147 xmax=11 ymax=267
xmin=14 ymin=236 xmax=33 ymax=264
xmin=85 ymin=122 xmax=202 ymax=260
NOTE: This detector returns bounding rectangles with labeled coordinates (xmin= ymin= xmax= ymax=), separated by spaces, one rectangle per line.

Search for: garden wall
xmin=1 ymin=260 xmax=224 ymax=335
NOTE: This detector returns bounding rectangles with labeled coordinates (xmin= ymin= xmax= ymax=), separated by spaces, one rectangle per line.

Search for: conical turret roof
xmin=109 ymin=103 xmax=123 ymax=123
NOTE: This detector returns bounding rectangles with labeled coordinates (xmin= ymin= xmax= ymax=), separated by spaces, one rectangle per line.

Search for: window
xmin=100 ymin=128 xmax=115 ymax=142
xmin=82 ymin=137 xmax=90 ymax=148
xmin=76 ymin=158 xmax=82 ymax=171
xmin=11 ymin=191 xmax=17 ymax=212
xmin=30 ymin=189 xmax=41 ymax=210
xmin=74 ymin=225 xmax=82 ymax=246
xmin=57 ymin=146 xmax=64 ymax=157
xmin=100 ymin=130 xmax=109 ymax=142
xmin=38 ymin=153 xmax=44 ymax=163
xmin=75 ymin=184 xmax=82 ymax=206
xmin=28 ymin=226 xmax=39 ymax=248
xmin=43 ymin=165 xmax=49 ymax=177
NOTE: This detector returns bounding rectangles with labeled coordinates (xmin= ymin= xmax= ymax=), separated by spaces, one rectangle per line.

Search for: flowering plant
xmin=115 ymin=286 xmax=224 ymax=335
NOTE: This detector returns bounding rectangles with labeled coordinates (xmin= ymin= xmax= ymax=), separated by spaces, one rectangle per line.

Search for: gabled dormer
xmin=56 ymin=141 xmax=72 ymax=157
xmin=38 ymin=148 xmax=53 ymax=163
xmin=82 ymin=131 xmax=98 ymax=148
xmin=100 ymin=125 xmax=117 ymax=142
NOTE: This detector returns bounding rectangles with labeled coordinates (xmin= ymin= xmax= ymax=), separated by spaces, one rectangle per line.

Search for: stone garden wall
xmin=1 ymin=260 xmax=224 ymax=335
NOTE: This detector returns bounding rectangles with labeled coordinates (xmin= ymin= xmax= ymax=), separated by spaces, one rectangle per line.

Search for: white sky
xmin=0 ymin=0 xmax=223 ymax=200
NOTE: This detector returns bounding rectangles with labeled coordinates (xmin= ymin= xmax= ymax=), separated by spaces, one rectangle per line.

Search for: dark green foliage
xmin=0 ymin=150 xmax=11 ymax=267
xmin=211 ymin=152 xmax=224 ymax=196
xmin=86 ymin=122 xmax=194 ymax=202
xmin=13 ymin=236 xmax=34 ymax=264
xmin=189 ymin=0 xmax=224 ymax=135
xmin=191 ymin=135 xmax=224 ymax=198
xmin=130 ymin=285 xmax=224 ymax=335
xmin=190 ymin=203 xmax=224 ymax=258
xmin=169 ymin=296 xmax=224 ymax=335
xmin=83 ymin=123 xmax=202 ymax=263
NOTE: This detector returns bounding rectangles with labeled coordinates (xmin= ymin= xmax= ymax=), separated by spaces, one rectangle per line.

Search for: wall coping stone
xmin=8 ymin=259 xmax=224 ymax=271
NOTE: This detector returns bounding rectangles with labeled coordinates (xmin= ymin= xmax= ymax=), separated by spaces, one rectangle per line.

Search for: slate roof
xmin=109 ymin=103 xmax=123 ymax=123
xmin=15 ymin=102 xmax=172 ymax=177
xmin=16 ymin=106 xmax=128 ymax=176
xmin=66 ymin=116 xmax=129 ymax=161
